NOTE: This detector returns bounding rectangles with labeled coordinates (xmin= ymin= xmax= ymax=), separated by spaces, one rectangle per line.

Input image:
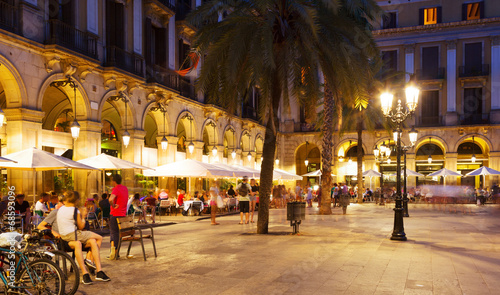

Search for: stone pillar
xmin=405 ymin=44 xmax=415 ymax=82
xmin=406 ymin=153 xmax=416 ymax=188
xmin=73 ymin=120 xmax=101 ymax=198
xmin=445 ymin=152 xmax=458 ymax=186
xmin=133 ymin=0 xmax=143 ymax=55
xmin=490 ymin=37 xmax=500 ymax=123
xmin=4 ymin=109 xmax=44 ymax=202
xmin=445 ymin=40 xmax=458 ymax=125
xmin=121 ymin=129 xmax=146 ymax=194
xmin=168 ymin=15 xmax=176 ymax=70
xmin=488 ymin=152 xmax=500 ymax=188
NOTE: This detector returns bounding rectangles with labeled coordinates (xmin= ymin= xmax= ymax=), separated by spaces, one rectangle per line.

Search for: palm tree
xmin=189 ymin=0 xmax=380 ymax=231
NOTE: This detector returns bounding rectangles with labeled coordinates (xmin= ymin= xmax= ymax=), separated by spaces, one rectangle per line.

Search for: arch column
xmin=488 ymin=151 xmax=500 ymax=187
xmin=445 ymin=152 xmax=458 ymax=186
xmin=73 ymin=120 xmax=102 ymax=197
xmin=4 ymin=108 xmax=44 ymax=199
xmin=121 ymin=129 xmax=146 ymax=191
xmin=364 ymin=155 xmax=378 ymax=189
xmin=156 ymin=136 xmax=178 ymax=195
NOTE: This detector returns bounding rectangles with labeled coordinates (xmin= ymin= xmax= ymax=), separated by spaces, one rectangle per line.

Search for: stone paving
xmin=79 ymin=203 xmax=500 ymax=295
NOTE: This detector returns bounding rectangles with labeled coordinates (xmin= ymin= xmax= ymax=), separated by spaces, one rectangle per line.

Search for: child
xmin=132 ymin=193 xmax=147 ymax=224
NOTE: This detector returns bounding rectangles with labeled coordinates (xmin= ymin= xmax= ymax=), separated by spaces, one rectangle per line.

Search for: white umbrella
xmin=143 ymin=159 xmax=234 ymax=178
xmin=428 ymin=168 xmax=462 ymax=186
xmin=388 ymin=168 xmax=425 ymax=177
xmin=273 ymin=169 xmax=303 ymax=180
xmin=210 ymin=163 xmax=250 ymax=178
xmin=0 ymin=147 xmax=98 ymax=202
xmin=77 ymin=153 xmax=152 ymax=194
xmin=0 ymin=156 xmax=16 ymax=163
xmin=230 ymin=165 xmax=261 ymax=178
xmin=302 ymin=170 xmax=322 ymax=177
xmin=362 ymin=169 xmax=382 ymax=190
xmin=465 ymin=166 xmax=500 ymax=188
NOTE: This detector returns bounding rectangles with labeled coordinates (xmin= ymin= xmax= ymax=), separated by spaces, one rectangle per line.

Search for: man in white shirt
xmin=34 ymin=193 xmax=49 ymax=214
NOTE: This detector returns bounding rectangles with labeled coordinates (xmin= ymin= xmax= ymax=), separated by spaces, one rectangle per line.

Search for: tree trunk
xmin=319 ymin=84 xmax=334 ymax=215
xmin=257 ymin=76 xmax=281 ymax=234
xmin=357 ymin=117 xmax=364 ymax=203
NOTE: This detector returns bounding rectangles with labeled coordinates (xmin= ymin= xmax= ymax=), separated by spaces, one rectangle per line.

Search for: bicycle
xmin=24 ymin=230 xmax=80 ymax=295
xmin=0 ymin=232 xmax=65 ymax=294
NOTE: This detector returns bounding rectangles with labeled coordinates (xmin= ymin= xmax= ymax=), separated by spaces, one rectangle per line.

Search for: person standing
xmin=209 ymin=188 xmax=219 ymax=225
xmin=236 ymin=176 xmax=252 ymax=224
xmin=306 ymin=185 xmax=313 ymax=207
xmin=295 ymin=184 xmax=302 ymax=201
xmin=108 ymin=174 xmax=128 ymax=260
xmin=249 ymin=179 xmax=259 ymax=223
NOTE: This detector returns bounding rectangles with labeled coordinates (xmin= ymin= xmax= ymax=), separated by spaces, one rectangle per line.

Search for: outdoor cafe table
xmin=183 ymin=200 xmax=204 ymax=212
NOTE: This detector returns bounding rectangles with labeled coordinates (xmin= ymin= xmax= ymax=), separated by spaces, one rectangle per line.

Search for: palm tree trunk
xmin=319 ymin=84 xmax=334 ymax=215
xmin=357 ymin=118 xmax=364 ymax=203
xmin=257 ymin=77 xmax=281 ymax=234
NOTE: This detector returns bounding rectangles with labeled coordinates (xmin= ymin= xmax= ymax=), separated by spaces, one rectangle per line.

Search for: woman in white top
xmin=57 ymin=191 xmax=110 ymax=285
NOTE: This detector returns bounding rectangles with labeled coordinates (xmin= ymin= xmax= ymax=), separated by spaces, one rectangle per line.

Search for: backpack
xmin=238 ymin=183 xmax=249 ymax=196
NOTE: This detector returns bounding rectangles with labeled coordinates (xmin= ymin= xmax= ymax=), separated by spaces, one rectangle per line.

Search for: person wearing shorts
xmin=249 ymin=179 xmax=259 ymax=223
xmin=236 ymin=176 xmax=252 ymax=224
xmin=57 ymin=191 xmax=110 ymax=285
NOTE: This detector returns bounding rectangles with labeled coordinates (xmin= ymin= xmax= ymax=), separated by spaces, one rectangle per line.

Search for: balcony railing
xmin=416 ymin=68 xmax=445 ymax=80
xmin=460 ymin=113 xmax=490 ymax=125
xmin=176 ymin=1 xmax=192 ymax=20
xmin=146 ymin=65 xmax=179 ymax=90
xmin=105 ymin=46 xmax=144 ymax=77
xmin=418 ymin=116 xmax=441 ymax=127
xmin=179 ymin=78 xmax=196 ymax=100
xmin=0 ymin=1 xmax=18 ymax=34
xmin=459 ymin=64 xmax=490 ymax=77
xmin=45 ymin=19 xmax=98 ymax=59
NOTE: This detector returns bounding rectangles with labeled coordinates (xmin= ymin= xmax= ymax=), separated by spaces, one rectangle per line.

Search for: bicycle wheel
xmin=49 ymin=250 xmax=80 ymax=295
xmin=16 ymin=258 xmax=65 ymax=295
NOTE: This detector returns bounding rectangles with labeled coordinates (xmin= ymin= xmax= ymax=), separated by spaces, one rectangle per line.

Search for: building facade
xmin=0 ymin=0 xmax=499 ymax=197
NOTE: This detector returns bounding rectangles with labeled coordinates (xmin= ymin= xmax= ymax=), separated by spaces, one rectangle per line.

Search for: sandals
xmin=239 ymin=222 xmax=244 ymax=225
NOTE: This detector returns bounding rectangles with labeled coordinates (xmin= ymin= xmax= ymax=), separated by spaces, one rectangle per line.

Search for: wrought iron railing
xmin=146 ymin=65 xmax=179 ymax=89
xmin=459 ymin=64 xmax=490 ymax=77
xmin=158 ymin=0 xmax=175 ymax=11
xmin=0 ymin=0 xmax=18 ymax=34
xmin=175 ymin=0 xmax=192 ymax=20
xmin=45 ymin=19 xmax=98 ymax=59
xmin=105 ymin=46 xmax=144 ymax=77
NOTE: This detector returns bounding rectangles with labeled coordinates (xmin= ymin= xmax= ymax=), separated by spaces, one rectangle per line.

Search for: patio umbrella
xmin=231 ymin=165 xmax=261 ymax=178
xmin=428 ymin=168 xmax=462 ymax=186
xmin=0 ymin=156 xmax=16 ymax=163
xmin=210 ymin=163 xmax=251 ymax=178
xmin=302 ymin=170 xmax=322 ymax=177
xmin=77 ymin=153 xmax=153 ymax=194
xmin=0 ymin=147 xmax=98 ymax=202
xmin=273 ymin=169 xmax=303 ymax=180
xmin=362 ymin=169 xmax=382 ymax=189
xmin=388 ymin=168 xmax=425 ymax=177
xmin=465 ymin=166 xmax=500 ymax=188
xmin=143 ymin=159 xmax=234 ymax=178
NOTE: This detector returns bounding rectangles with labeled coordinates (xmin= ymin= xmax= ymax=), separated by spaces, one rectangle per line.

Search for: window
xmin=463 ymin=88 xmax=482 ymax=116
xmin=106 ymin=0 xmax=125 ymax=48
xmin=419 ymin=7 xmax=442 ymax=25
xmin=420 ymin=91 xmax=440 ymax=126
xmin=381 ymin=50 xmax=398 ymax=72
xmin=382 ymin=12 xmax=397 ymax=29
xmin=463 ymin=2 xmax=484 ymax=21
xmin=421 ymin=46 xmax=439 ymax=79
xmin=464 ymin=42 xmax=483 ymax=74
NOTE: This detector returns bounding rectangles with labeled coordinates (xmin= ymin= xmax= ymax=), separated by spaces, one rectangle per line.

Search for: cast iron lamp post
xmin=380 ymin=81 xmax=419 ymax=241
xmin=393 ymin=127 xmax=418 ymax=217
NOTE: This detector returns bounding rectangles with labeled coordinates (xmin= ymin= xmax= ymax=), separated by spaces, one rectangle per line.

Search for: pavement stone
xmin=76 ymin=203 xmax=500 ymax=294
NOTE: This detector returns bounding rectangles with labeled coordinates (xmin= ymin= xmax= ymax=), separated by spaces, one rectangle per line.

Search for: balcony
xmin=418 ymin=116 xmax=441 ymax=127
xmin=105 ymin=46 xmax=144 ymax=77
xmin=146 ymin=65 xmax=179 ymax=90
xmin=242 ymin=106 xmax=258 ymax=121
xmin=45 ymin=19 xmax=98 ymax=59
xmin=157 ymin=0 xmax=175 ymax=11
xmin=416 ymin=68 xmax=445 ymax=80
xmin=459 ymin=64 xmax=490 ymax=77
xmin=179 ymin=78 xmax=196 ymax=100
xmin=0 ymin=1 xmax=18 ymax=34
xmin=460 ymin=113 xmax=490 ymax=125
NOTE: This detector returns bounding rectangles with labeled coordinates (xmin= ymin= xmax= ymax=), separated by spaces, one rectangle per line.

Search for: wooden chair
xmin=116 ymin=216 xmax=157 ymax=261
xmin=158 ymin=200 xmax=171 ymax=222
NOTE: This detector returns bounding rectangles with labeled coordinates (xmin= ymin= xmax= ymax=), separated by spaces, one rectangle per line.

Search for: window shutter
xmin=462 ymin=3 xmax=467 ymax=20
xmin=106 ymin=0 xmax=116 ymax=47
xmin=479 ymin=2 xmax=485 ymax=19
xmin=145 ymin=18 xmax=152 ymax=65
xmin=419 ymin=8 xmax=424 ymax=25
xmin=115 ymin=3 xmax=125 ymax=49
xmin=437 ymin=7 xmax=442 ymax=23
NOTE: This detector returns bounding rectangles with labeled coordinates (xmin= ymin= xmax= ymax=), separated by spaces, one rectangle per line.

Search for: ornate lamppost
xmin=380 ymin=81 xmax=419 ymax=241
xmin=393 ymin=127 xmax=418 ymax=217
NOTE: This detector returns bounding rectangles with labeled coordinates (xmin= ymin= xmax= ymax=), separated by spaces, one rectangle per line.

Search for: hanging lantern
xmin=122 ymin=130 xmax=131 ymax=148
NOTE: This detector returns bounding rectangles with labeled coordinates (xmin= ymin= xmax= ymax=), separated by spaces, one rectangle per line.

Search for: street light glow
xmin=380 ymin=92 xmax=394 ymax=115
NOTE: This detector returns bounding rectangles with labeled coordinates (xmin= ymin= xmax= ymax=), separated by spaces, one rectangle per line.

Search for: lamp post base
xmin=391 ymin=203 xmax=407 ymax=241
xmin=403 ymin=197 xmax=409 ymax=217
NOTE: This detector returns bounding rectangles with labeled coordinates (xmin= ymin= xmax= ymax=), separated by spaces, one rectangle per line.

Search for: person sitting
xmin=177 ymin=190 xmax=185 ymax=206
xmin=86 ymin=198 xmax=97 ymax=215
xmin=144 ymin=194 xmax=157 ymax=223
xmin=35 ymin=193 xmax=50 ymax=216
xmin=14 ymin=194 xmax=31 ymax=232
xmin=132 ymin=194 xmax=146 ymax=224
xmin=159 ymin=189 xmax=169 ymax=200
xmin=57 ymin=191 xmax=110 ymax=284
xmin=227 ymin=185 xmax=236 ymax=198
xmin=48 ymin=192 xmax=59 ymax=211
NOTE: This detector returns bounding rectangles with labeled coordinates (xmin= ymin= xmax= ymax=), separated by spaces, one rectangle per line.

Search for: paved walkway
xmin=80 ymin=203 xmax=500 ymax=295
